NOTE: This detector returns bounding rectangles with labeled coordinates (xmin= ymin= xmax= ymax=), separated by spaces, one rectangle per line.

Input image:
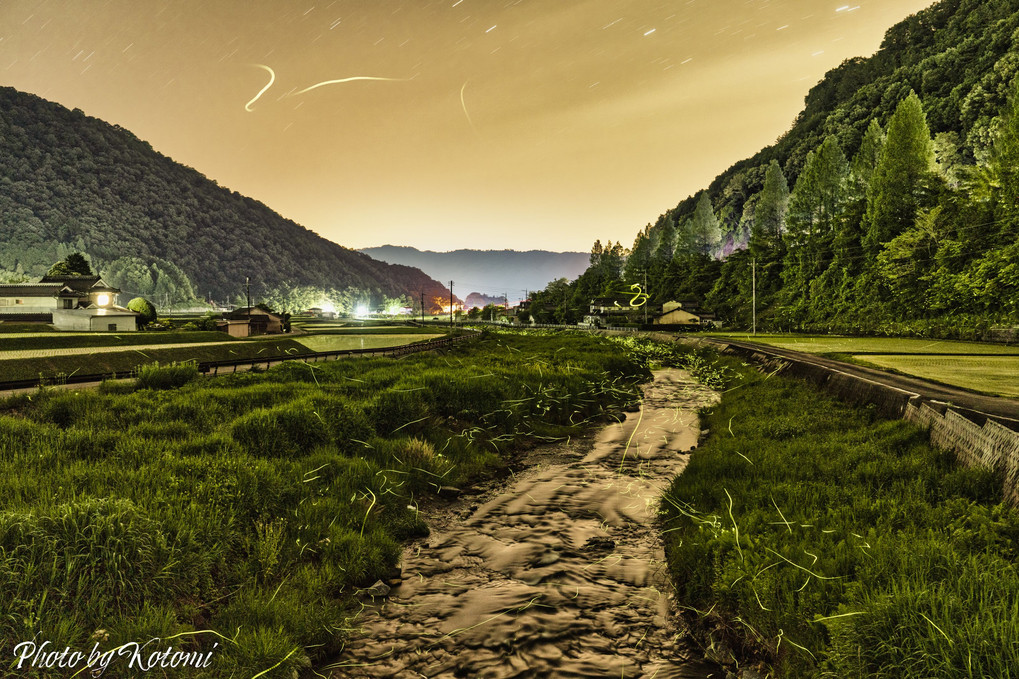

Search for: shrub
xmin=231 ymin=399 xmax=331 ymax=458
xmin=127 ymin=297 xmax=157 ymax=326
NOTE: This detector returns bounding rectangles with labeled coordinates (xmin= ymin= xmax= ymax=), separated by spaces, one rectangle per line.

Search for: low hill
xmin=360 ymin=246 xmax=590 ymax=303
xmin=0 ymin=86 xmax=450 ymax=312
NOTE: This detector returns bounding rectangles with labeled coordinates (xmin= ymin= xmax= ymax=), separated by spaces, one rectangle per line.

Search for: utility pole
xmin=643 ymin=270 xmax=648 ymax=327
xmin=420 ymin=291 xmax=425 ymax=323
xmin=751 ymin=258 xmax=757 ymax=336
xmin=449 ymin=281 xmax=454 ymax=328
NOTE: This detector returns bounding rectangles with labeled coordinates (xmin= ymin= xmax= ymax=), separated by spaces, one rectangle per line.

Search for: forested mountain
xmin=536 ymin=0 xmax=1019 ymax=336
xmin=360 ymin=246 xmax=590 ymax=304
xmin=0 ymin=86 xmax=451 ymax=312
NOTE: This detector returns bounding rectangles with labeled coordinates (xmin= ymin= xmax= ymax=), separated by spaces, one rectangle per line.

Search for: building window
xmin=108 ymin=323 xmax=117 ymax=331
xmin=63 ymin=299 xmax=74 ymax=309
xmin=15 ymin=299 xmax=22 ymax=305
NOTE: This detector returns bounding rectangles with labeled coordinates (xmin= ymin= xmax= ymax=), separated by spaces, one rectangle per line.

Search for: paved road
xmin=698 ymin=337 xmax=1019 ymax=429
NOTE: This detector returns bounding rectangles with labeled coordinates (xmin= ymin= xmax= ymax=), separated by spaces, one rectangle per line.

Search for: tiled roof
xmin=0 ymin=284 xmax=63 ymax=296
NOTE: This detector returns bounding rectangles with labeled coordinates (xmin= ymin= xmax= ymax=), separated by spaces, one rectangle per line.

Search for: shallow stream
xmin=331 ymin=368 xmax=722 ymax=678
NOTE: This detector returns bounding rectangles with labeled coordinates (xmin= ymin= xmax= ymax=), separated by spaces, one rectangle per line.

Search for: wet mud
xmin=331 ymin=368 xmax=722 ymax=678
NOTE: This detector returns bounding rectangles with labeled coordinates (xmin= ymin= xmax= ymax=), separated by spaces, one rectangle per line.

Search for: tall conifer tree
xmin=863 ymin=92 xmax=936 ymax=254
xmin=751 ymin=160 xmax=789 ymax=254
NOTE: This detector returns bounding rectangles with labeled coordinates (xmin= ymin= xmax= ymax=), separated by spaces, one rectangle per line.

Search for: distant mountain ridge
xmin=0 ymin=86 xmax=450 ymax=310
xmin=360 ymin=246 xmax=590 ymax=303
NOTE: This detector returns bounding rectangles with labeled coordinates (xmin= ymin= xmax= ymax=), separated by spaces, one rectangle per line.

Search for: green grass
xmin=661 ymin=357 xmax=1019 ymax=677
xmin=0 ymin=331 xmax=649 ymax=677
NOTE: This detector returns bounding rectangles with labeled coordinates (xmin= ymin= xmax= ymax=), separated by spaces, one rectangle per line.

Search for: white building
xmin=0 ymin=275 xmax=138 ymax=331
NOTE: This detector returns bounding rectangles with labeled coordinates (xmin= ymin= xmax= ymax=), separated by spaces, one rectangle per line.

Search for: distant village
xmin=0 ymin=256 xmax=719 ymax=334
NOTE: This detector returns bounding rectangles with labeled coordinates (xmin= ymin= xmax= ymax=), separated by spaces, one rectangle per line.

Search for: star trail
xmin=0 ymin=0 xmax=935 ymax=251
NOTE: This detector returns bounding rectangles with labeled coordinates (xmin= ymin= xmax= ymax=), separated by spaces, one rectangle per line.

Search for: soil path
xmin=330 ymin=368 xmax=722 ymax=678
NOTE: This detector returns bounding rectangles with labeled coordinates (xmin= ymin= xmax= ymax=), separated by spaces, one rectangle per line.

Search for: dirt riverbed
xmin=329 ymin=368 xmax=722 ymax=678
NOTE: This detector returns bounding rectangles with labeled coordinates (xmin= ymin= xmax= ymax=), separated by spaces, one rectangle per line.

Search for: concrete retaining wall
xmin=903 ymin=402 xmax=1019 ymax=505
xmin=720 ymin=342 xmax=1019 ymax=504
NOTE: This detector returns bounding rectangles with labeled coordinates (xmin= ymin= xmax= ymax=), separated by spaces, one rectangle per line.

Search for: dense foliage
xmin=662 ymin=359 xmax=1018 ymax=676
xmin=0 ymin=87 xmax=447 ymax=310
xmin=0 ymin=332 xmax=646 ymax=677
xmin=540 ymin=0 xmax=1019 ymax=334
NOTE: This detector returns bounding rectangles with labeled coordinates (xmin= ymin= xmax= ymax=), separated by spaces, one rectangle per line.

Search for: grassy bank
xmin=0 ymin=331 xmax=647 ymax=677
xmin=0 ymin=339 xmax=315 ymax=383
xmin=0 ymin=330 xmax=239 ymax=352
xmin=661 ymin=359 xmax=1019 ymax=676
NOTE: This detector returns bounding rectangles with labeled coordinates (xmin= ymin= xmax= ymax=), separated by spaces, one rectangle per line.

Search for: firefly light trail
xmin=460 ymin=81 xmax=479 ymax=136
xmin=244 ymin=64 xmax=275 ymax=112
xmin=291 ymin=76 xmax=406 ymax=96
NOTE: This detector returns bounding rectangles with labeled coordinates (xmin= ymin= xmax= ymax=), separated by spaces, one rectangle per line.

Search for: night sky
xmin=1 ymin=0 xmax=935 ymax=252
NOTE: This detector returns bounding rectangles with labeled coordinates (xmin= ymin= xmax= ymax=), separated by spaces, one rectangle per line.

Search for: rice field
xmin=293 ymin=334 xmax=441 ymax=353
xmin=0 ymin=340 xmax=240 ymax=360
xmin=862 ymin=355 xmax=1019 ymax=397
xmin=707 ymin=333 xmax=1019 ymax=398
xmin=291 ymin=322 xmax=442 ymax=336
xmin=708 ymin=332 xmax=1019 ymax=355
xmin=0 ymin=330 xmax=239 ymax=351
xmin=0 ymin=326 xmax=448 ymax=384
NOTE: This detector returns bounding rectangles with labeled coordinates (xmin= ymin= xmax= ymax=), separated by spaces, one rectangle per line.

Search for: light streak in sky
xmin=291 ymin=76 xmax=405 ymax=95
xmin=244 ymin=64 xmax=275 ymax=112
xmin=460 ymin=80 xmax=479 ymax=136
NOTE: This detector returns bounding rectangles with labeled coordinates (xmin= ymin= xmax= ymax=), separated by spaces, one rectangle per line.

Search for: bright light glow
xmin=321 ymin=301 xmax=336 ymax=314
xmin=96 ymin=293 xmax=110 ymax=306
xmin=356 ymin=305 xmax=369 ymax=317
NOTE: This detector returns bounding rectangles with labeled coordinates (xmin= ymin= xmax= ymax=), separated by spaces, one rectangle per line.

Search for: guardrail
xmin=0 ymin=331 xmax=480 ymax=392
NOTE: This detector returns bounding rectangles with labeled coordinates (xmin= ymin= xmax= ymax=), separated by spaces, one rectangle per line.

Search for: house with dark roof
xmin=0 ymin=275 xmax=137 ymax=331
xmin=219 ymin=307 xmax=285 ymax=337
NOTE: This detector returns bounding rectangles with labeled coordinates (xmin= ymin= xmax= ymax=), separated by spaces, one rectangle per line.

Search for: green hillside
xmin=0 ymin=87 xmax=449 ymax=311
xmin=538 ymin=0 xmax=1019 ymax=337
